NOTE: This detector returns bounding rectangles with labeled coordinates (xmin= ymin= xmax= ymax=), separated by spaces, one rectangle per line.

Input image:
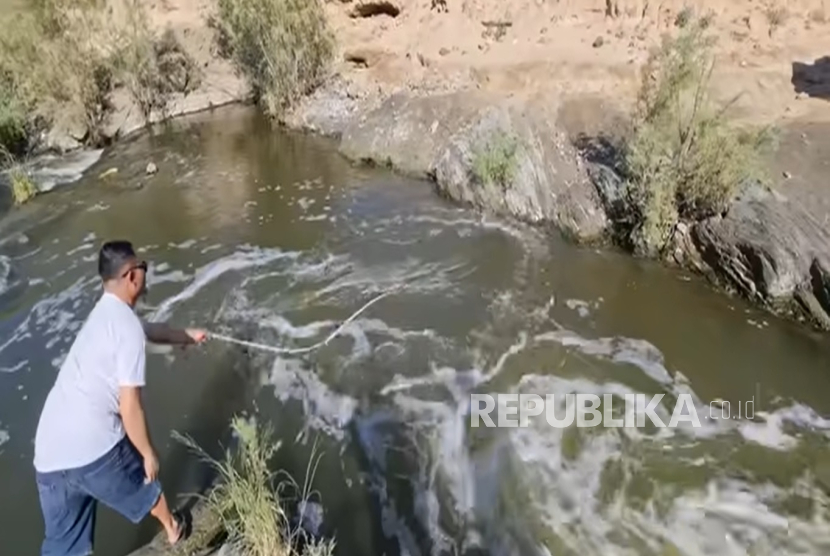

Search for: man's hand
xmin=143 ymin=452 xmax=159 ymax=484
xmin=142 ymin=322 xmax=208 ymax=346
xmin=185 ymin=328 xmax=207 ymax=344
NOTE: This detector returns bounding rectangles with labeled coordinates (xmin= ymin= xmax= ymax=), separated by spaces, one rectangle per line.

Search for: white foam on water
xmin=0 ymin=428 xmax=8 ymax=448
xmin=361 ymin=310 xmax=830 ymax=556
xmin=302 ymin=213 xmax=329 ymax=222
xmin=565 ymin=298 xmax=592 ymax=318
xmin=319 ymin=259 xmax=473 ymax=307
xmin=0 ymin=274 xmax=96 ymax=358
xmin=0 ymin=255 xmax=16 ymax=296
xmin=0 ymin=360 xmax=27 ymax=373
xmin=169 ymin=239 xmax=198 ymax=250
xmin=535 ymin=329 xmax=674 ymax=385
xmin=147 ymin=265 xmax=191 ymax=286
xmin=150 ymin=246 xmax=298 ymax=322
xmin=27 ymin=148 xmax=104 ymax=192
xmin=267 ymin=356 xmax=356 ymax=441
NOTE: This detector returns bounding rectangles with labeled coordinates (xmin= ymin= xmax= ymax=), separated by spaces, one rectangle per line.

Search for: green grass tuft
xmin=174 ymin=416 xmax=335 ymax=556
xmin=0 ymin=144 xmax=37 ymax=205
xmin=471 ymin=130 xmax=519 ymax=190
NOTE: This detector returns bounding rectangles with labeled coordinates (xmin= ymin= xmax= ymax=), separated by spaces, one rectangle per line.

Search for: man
xmin=33 ymin=240 xmax=208 ymax=556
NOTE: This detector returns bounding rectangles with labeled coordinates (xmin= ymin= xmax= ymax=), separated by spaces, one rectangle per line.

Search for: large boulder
xmin=692 ymin=184 xmax=830 ymax=329
xmin=339 ymin=91 xmax=490 ymax=178
xmin=338 ymin=91 xmax=608 ymax=242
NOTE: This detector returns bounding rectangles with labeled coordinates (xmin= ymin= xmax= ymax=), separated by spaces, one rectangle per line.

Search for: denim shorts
xmin=35 ymin=437 xmax=162 ymax=556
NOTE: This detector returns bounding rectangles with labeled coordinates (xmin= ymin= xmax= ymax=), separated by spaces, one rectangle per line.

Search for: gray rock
xmin=692 ymin=183 xmax=830 ymax=328
xmin=283 ymin=75 xmax=375 ymax=138
xmin=339 ymin=92 xmax=608 ymax=242
xmin=217 ymin=543 xmax=243 ymax=556
xmin=42 ymin=110 xmax=88 ymax=154
xmin=340 ymin=91 xmax=490 ymax=178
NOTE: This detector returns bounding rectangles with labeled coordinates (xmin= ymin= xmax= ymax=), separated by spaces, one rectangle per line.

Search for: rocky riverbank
xmin=281 ymin=77 xmax=830 ymax=332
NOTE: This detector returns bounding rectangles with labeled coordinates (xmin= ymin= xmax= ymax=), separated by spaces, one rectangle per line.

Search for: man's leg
xmin=149 ymin=490 xmax=181 ymax=544
xmin=36 ymin=470 xmax=97 ymax=556
xmin=80 ymin=438 xmax=185 ymax=544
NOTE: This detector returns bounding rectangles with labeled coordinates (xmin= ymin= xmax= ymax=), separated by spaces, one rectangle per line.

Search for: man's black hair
xmin=98 ymin=240 xmax=136 ymax=281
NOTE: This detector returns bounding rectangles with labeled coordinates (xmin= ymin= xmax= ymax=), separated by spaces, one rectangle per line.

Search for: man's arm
xmin=142 ymin=321 xmax=206 ymax=345
xmin=116 ymin=325 xmax=159 ymax=482
xmin=119 ymin=386 xmax=158 ymax=482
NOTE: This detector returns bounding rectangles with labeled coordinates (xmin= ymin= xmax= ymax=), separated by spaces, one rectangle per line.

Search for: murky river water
xmin=2 ymin=105 xmax=830 ymax=556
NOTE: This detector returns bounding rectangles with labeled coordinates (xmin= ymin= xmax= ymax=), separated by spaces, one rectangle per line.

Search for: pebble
xmin=783 ymin=171 xmax=792 ymax=179
xmin=146 ymin=162 xmax=158 ymax=175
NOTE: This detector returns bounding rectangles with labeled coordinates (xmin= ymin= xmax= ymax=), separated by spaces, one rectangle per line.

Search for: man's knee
xmin=80 ymin=439 xmax=162 ymax=524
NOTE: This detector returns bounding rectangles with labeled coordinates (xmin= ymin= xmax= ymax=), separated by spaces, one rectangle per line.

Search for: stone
xmin=146 ymin=162 xmax=158 ymax=175
xmin=42 ymin=110 xmax=88 ymax=154
xmin=339 ymin=91 xmax=608 ymax=242
xmin=593 ymin=36 xmax=605 ymax=48
xmin=283 ymin=74 xmax=376 ymax=138
xmin=691 ymin=183 xmax=830 ymax=328
xmin=217 ymin=543 xmax=243 ymax=556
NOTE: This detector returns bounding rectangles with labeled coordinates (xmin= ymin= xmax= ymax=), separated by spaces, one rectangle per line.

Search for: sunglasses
xmin=120 ymin=260 xmax=148 ymax=278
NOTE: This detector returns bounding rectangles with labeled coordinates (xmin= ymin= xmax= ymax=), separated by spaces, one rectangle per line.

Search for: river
xmin=2 ymin=105 xmax=830 ymax=556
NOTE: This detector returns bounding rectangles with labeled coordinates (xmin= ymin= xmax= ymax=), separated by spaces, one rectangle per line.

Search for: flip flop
xmin=169 ymin=511 xmax=189 ymax=546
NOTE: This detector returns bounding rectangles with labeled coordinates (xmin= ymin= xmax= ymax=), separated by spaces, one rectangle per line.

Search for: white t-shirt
xmin=34 ymin=292 xmax=147 ymax=473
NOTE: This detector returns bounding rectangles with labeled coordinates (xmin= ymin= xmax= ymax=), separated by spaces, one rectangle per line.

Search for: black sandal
xmin=170 ymin=511 xmax=189 ymax=546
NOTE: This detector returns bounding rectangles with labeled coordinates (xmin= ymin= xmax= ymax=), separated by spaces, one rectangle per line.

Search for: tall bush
xmin=211 ymin=0 xmax=335 ymax=117
xmin=618 ymin=17 xmax=775 ymax=257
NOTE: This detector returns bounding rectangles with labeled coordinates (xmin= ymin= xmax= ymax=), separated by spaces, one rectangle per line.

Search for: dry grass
xmin=0 ymin=0 xmax=201 ymax=153
xmin=618 ymin=16 xmax=775 ymax=257
xmin=174 ymin=416 xmax=336 ymax=556
xmin=0 ymin=0 xmax=119 ymax=146
xmin=765 ymin=5 xmax=789 ymax=36
xmin=209 ymin=0 xmax=335 ymax=117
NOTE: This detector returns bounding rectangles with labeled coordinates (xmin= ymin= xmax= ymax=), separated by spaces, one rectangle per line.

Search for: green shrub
xmin=0 ymin=0 xmax=201 ymax=150
xmin=175 ymin=416 xmax=335 ymax=556
xmin=0 ymin=0 xmax=118 ymax=145
xmin=471 ymin=130 xmax=519 ymax=190
xmin=618 ymin=17 xmax=775 ymax=257
xmin=210 ymin=0 xmax=335 ymax=117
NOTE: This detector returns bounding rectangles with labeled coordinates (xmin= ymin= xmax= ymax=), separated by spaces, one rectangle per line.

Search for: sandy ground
xmin=326 ymin=0 xmax=830 ymax=125
xmin=137 ymin=0 xmax=830 ymax=134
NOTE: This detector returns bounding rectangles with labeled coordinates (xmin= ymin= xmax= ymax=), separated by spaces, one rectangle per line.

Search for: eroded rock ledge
xmin=691 ymin=184 xmax=830 ymax=330
xmin=335 ymin=91 xmax=608 ymax=243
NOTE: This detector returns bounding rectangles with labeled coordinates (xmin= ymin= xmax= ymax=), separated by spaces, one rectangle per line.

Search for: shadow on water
xmin=792 ymin=56 xmax=830 ymax=99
